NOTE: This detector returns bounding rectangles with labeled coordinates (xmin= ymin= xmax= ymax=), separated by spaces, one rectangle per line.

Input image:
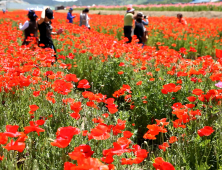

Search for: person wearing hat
xmin=19 ymin=10 xmax=38 ymax=46
xmin=124 ymin=7 xmax=135 ymax=43
xmin=134 ymin=13 xmax=145 ymax=45
xmin=135 ymin=12 xmax=149 ymax=26
xmin=67 ymin=8 xmax=76 ymax=23
xmin=134 ymin=12 xmax=149 ymax=44
xmin=37 ymin=7 xmax=63 ymax=61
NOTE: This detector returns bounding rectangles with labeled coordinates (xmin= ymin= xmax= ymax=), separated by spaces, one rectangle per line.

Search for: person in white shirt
xmin=80 ymin=8 xmax=90 ymax=29
xmin=19 ymin=10 xmax=38 ymax=45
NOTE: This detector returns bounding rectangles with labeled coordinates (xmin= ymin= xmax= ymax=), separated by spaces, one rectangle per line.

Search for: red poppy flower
xmin=161 ymin=83 xmax=181 ymax=94
xmin=153 ymin=157 xmax=175 ymax=170
xmin=82 ymin=130 xmax=88 ymax=136
xmin=216 ymin=49 xmax=222 ymax=58
xmin=92 ymin=117 xmax=104 ymax=123
xmin=198 ymin=126 xmax=214 ymax=137
xmin=86 ymin=101 xmax=98 ymax=109
xmin=24 ymin=121 xmax=45 ymax=136
xmin=143 ymin=133 xmax=156 ymax=140
xmin=192 ymin=89 xmax=204 ymax=95
xmin=70 ymin=102 xmax=82 ymax=113
xmin=82 ymin=91 xmax=95 ymax=100
xmin=124 ymin=95 xmax=132 ymax=103
xmin=69 ymin=144 xmax=94 ymax=160
xmin=108 ymin=164 xmax=115 ymax=170
xmin=0 ymin=133 xmax=8 ymax=145
xmin=75 ymin=158 xmax=109 ymax=170
xmin=29 ymin=105 xmax=39 ymax=112
xmin=117 ymin=137 xmax=131 ymax=147
xmin=3 ymin=139 xmax=25 ymax=153
xmin=77 ymin=79 xmax=90 ymax=89
xmin=123 ymin=131 xmax=133 ymax=138
xmin=136 ymin=81 xmax=142 ymax=86
xmin=158 ymin=142 xmax=170 ymax=152
xmin=106 ymin=103 xmax=118 ymax=114
xmin=102 ymin=113 xmax=109 ymax=118
xmin=56 ymin=126 xmax=81 ymax=139
xmin=185 ymin=104 xmax=195 ymax=109
xmin=187 ymin=96 xmax=197 ymax=102
xmin=105 ymin=98 xmax=115 ymax=104
xmin=155 ymin=118 xmax=169 ymax=127
xmin=33 ymin=91 xmax=40 ymax=97
xmin=90 ymin=124 xmax=110 ymax=140
xmin=103 ymin=142 xmax=131 ymax=157
xmin=4 ymin=125 xmax=21 ymax=138
xmin=171 ymin=102 xmax=184 ymax=110
xmin=147 ymin=124 xmax=167 ymax=136
xmin=118 ymin=71 xmax=124 ymax=75
xmin=119 ymin=62 xmax=125 ymax=67
xmin=101 ymin=154 xmax=114 ymax=164
xmin=70 ymin=112 xmax=81 ymax=120
xmin=114 ymin=119 xmax=126 ymax=131
xmin=121 ymin=158 xmax=134 ymax=165
xmin=64 ymin=162 xmax=76 ymax=170
xmin=64 ymin=74 xmax=79 ymax=82
xmin=169 ymin=136 xmax=178 ymax=144
xmin=63 ymin=98 xmax=75 ymax=105
xmin=51 ymin=137 xmax=72 ymax=148
xmin=35 ymin=119 xmax=45 ymax=126
xmin=52 ymin=79 xmax=73 ymax=95
xmin=0 ymin=155 xmax=4 ymax=161
xmin=189 ymin=110 xmax=202 ymax=117
xmin=17 ymin=132 xmax=28 ymax=142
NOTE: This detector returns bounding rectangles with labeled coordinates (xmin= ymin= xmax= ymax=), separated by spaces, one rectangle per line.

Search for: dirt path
xmin=64 ymin=10 xmax=222 ymax=18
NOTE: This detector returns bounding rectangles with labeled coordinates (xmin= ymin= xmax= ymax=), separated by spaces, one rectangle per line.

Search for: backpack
xmin=81 ymin=13 xmax=87 ymax=26
xmin=142 ymin=30 xmax=148 ymax=44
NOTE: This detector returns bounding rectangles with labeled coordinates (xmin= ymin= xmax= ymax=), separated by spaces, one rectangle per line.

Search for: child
xmin=177 ymin=13 xmax=187 ymax=25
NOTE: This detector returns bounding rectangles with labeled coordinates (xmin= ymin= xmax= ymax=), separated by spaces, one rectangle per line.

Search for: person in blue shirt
xmin=67 ymin=8 xmax=75 ymax=23
xmin=134 ymin=12 xmax=149 ymax=26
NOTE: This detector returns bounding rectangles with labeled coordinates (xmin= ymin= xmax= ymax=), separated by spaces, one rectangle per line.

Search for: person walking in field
xmin=67 ymin=8 xmax=76 ymax=23
xmin=19 ymin=10 xmax=38 ymax=46
xmin=177 ymin=13 xmax=187 ymax=25
xmin=80 ymin=8 xmax=90 ymax=29
xmin=134 ymin=12 xmax=149 ymax=43
xmin=37 ymin=7 xmax=63 ymax=60
xmin=124 ymin=7 xmax=135 ymax=43
xmin=134 ymin=13 xmax=145 ymax=45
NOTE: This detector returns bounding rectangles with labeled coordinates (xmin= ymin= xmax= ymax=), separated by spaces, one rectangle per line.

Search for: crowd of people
xmin=18 ymin=6 xmax=187 ymax=59
xmin=18 ymin=7 xmax=90 ymax=60
xmin=124 ymin=6 xmax=187 ymax=46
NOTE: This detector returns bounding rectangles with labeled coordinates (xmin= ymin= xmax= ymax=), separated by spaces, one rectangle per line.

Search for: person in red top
xmin=177 ymin=13 xmax=187 ymax=25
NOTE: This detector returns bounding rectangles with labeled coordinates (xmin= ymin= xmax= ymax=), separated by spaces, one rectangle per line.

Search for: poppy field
xmin=0 ymin=10 xmax=222 ymax=170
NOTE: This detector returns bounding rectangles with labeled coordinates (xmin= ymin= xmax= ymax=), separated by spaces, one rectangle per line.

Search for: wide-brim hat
xmin=127 ymin=8 xmax=135 ymax=13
